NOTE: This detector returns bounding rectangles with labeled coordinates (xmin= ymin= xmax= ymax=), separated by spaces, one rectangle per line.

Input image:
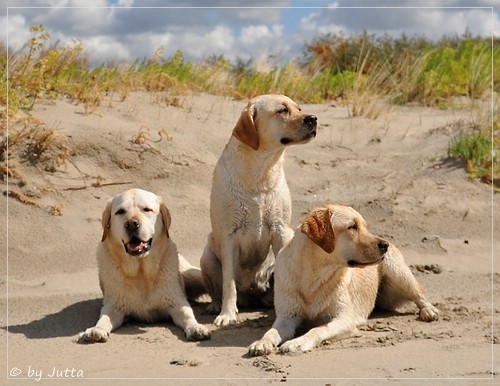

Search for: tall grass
xmin=3 ymin=26 xmax=498 ymax=113
xmin=1 ymin=25 xmax=498 ymax=186
xmin=447 ymin=96 xmax=499 ymax=188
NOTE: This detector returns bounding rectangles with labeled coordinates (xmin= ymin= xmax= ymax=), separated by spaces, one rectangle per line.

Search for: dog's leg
xmin=248 ymin=316 xmax=302 ymax=356
xmin=213 ymin=242 xmax=239 ymax=327
xmin=271 ymin=226 xmax=294 ymax=256
xmin=168 ymin=297 xmax=211 ymax=341
xmin=380 ymin=246 xmax=439 ymax=322
xmin=200 ymin=244 xmax=223 ymax=314
xmin=279 ymin=316 xmax=356 ymax=354
xmin=179 ymin=254 xmax=207 ymax=300
xmin=78 ymin=301 xmax=124 ymax=343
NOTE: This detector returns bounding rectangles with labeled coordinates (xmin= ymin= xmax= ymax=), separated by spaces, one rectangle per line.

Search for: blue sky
xmin=2 ymin=1 xmax=499 ymax=67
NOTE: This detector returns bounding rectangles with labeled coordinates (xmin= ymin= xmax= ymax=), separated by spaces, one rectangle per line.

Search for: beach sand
xmin=1 ymin=92 xmax=498 ymax=384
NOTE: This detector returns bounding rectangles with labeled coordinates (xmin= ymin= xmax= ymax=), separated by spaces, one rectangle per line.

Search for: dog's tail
xmin=179 ymin=255 xmax=207 ymax=300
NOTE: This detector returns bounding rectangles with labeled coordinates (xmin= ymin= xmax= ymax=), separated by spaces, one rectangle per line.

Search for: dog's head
xmin=100 ymin=189 xmax=171 ymax=258
xmin=300 ymin=204 xmax=388 ymax=267
xmin=232 ymin=94 xmax=317 ymax=151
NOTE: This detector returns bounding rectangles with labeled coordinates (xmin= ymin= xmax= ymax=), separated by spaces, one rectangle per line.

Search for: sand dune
xmin=1 ymin=92 xmax=498 ymax=383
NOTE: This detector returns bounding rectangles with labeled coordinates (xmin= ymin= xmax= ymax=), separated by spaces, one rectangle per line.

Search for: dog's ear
xmin=232 ymin=103 xmax=259 ymax=150
xmin=159 ymin=202 xmax=171 ymax=238
xmin=301 ymin=207 xmax=335 ymax=253
xmin=101 ymin=200 xmax=112 ymax=242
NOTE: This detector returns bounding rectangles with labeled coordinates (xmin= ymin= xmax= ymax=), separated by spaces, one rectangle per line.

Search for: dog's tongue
xmin=127 ymin=240 xmax=144 ymax=252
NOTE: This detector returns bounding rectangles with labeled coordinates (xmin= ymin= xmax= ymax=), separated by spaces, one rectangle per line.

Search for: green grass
xmin=1 ymin=25 xmax=499 ymax=187
xmin=448 ymin=122 xmax=499 ymax=189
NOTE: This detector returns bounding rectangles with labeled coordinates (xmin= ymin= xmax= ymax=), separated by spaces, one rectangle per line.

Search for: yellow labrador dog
xmin=249 ymin=204 xmax=439 ymax=355
xmin=78 ymin=189 xmax=210 ymax=343
xmin=200 ymin=94 xmax=318 ymax=327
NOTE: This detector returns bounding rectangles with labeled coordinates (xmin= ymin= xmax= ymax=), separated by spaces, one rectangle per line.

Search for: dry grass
xmin=1 ymin=24 xmax=498 ymax=198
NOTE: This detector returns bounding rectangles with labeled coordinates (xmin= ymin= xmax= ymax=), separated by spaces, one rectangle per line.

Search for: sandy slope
xmin=1 ymin=92 xmax=498 ymax=384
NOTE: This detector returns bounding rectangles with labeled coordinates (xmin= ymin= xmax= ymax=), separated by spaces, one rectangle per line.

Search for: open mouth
xmin=123 ymin=237 xmax=152 ymax=257
xmin=347 ymin=256 xmax=385 ymax=268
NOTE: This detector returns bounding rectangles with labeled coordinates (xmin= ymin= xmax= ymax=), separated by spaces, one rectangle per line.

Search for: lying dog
xmin=200 ymin=94 xmax=317 ymax=327
xmin=249 ymin=204 xmax=439 ymax=355
xmin=79 ymin=189 xmax=210 ymax=343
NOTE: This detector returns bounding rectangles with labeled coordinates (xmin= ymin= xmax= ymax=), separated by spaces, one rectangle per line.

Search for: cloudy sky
xmin=2 ymin=1 xmax=499 ymax=67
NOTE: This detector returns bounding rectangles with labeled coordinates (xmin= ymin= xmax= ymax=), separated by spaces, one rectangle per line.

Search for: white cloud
xmin=240 ymin=24 xmax=283 ymax=46
xmin=297 ymin=4 xmax=497 ymax=40
xmin=236 ymin=24 xmax=286 ymax=64
xmin=299 ymin=13 xmax=318 ymax=33
xmin=2 ymin=13 xmax=30 ymax=51
xmin=83 ymin=35 xmax=131 ymax=65
xmin=2 ymin=1 xmax=498 ymax=68
xmin=179 ymin=25 xmax=235 ymax=60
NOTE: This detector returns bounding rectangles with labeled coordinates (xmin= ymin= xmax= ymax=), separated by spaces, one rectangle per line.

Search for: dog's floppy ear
xmin=159 ymin=202 xmax=171 ymax=239
xmin=301 ymin=207 xmax=335 ymax=253
xmin=101 ymin=200 xmax=112 ymax=242
xmin=232 ymin=103 xmax=259 ymax=150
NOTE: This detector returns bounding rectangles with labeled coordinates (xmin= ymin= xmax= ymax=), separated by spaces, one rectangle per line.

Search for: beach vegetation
xmin=1 ymin=25 xmax=498 ymax=186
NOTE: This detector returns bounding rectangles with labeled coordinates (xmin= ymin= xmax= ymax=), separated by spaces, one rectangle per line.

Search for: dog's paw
xmin=248 ymin=339 xmax=275 ymax=357
xmin=185 ymin=324 xmax=211 ymax=341
xmin=279 ymin=337 xmax=313 ymax=355
xmin=213 ymin=312 xmax=237 ymax=327
xmin=77 ymin=327 xmax=110 ymax=344
xmin=419 ymin=304 xmax=439 ymax=322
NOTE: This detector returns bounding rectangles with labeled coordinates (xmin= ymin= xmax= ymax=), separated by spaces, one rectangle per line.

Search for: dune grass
xmin=1 ymin=25 xmax=498 ymax=187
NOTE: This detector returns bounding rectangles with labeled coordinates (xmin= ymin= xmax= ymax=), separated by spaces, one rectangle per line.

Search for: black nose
xmin=378 ymin=239 xmax=389 ymax=254
xmin=304 ymin=115 xmax=317 ymax=127
xmin=126 ymin=219 xmax=140 ymax=231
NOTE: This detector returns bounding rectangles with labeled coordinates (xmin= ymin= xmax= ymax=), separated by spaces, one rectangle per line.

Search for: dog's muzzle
xmin=347 ymin=240 xmax=389 ymax=268
xmin=280 ymin=114 xmax=318 ymax=145
xmin=123 ymin=218 xmax=152 ymax=256
xmin=302 ymin=114 xmax=318 ymax=140
xmin=124 ymin=236 xmax=152 ymax=257
xmin=347 ymin=256 xmax=385 ymax=268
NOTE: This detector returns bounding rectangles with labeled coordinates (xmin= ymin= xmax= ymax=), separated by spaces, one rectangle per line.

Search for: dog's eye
xmin=143 ymin=207 xmax=153 ymax=213
xmin=348 ymin=224 xmax=358 ymax=231
xmin=115 ymin=208 xmax=125 ymax=215
xmin=278 ymin=106 xmax=289 ymax=115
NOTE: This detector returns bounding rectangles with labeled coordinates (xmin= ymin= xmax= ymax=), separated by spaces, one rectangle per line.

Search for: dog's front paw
xmin=78 ymin=327 xmax=110 ymax=344
xmin=248 ymin=339 xmax=276 ymax=357
xmin=279 ymin=337 xmax=313 ymax=355
xmin=213 ymin=311 xmax=237 ymax=327
xmin=185 ymin=324 xmax=211 ymax=341
xmin=419 ymin=304 xmax=439 ymax=322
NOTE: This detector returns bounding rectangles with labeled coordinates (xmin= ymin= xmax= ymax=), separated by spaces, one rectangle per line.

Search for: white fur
xmin=249 ymin=204 xmax=439 ymax=355
xmin=78 ymin=189 xmax=210 ymax=343
xmin=200 ymin=94 xmax=317 ymax=326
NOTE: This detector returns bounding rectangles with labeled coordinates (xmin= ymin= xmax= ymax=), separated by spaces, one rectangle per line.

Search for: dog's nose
xmin=125 ymin=219 xmax=140 ymax=231
xmin=378 ymin=239 xmax=389 ymax=254
xmin=304 ymin=115 xmax=317 ymax=127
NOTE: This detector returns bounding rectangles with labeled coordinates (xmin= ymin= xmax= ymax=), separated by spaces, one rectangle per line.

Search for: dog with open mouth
xmin=249 ymin=204 xmax=439 ymax=356
xmin=78 ymin=189 xmax=210 ymax=343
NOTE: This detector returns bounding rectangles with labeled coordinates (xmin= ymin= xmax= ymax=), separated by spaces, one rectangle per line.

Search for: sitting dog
xmin=249 ymin=204 xmax=439 ymax=355
xmin=79 ymin=189 xmax=210 ymax=343
xmin=200 ymin=94 xmax=318 ymax=327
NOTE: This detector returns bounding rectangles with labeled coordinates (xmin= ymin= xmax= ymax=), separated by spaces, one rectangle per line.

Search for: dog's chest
xmin=232 ymin=196 xmax=283 ymax=262
xmin=105 ymin=261 xmax=170 ymax=320
xmin=231 ymin=192 xmax=289 ymax=236
xmin=297 ymin=269 xmax=351 ymax=321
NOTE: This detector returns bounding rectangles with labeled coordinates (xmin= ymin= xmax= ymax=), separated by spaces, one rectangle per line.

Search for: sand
xmin=1 ymin=92 xmax=498 ymax=384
